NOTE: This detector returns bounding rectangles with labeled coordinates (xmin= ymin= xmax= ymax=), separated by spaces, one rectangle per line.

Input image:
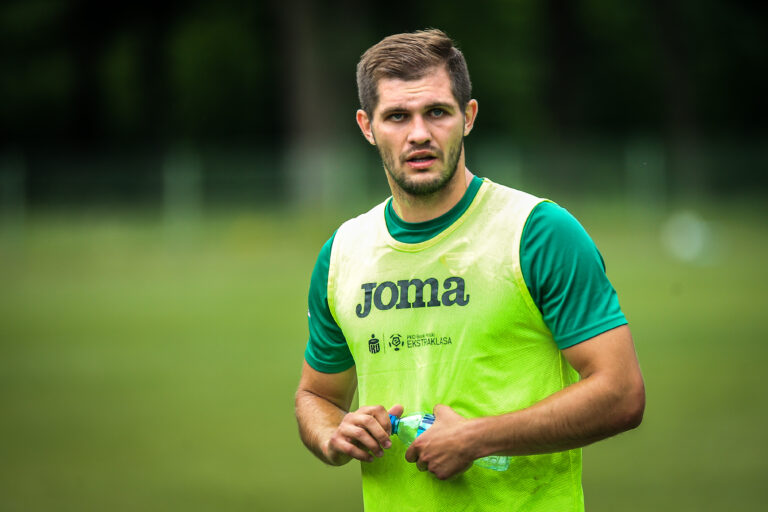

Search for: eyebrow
xmin=378 ymin=102 xmax=456 ymax=118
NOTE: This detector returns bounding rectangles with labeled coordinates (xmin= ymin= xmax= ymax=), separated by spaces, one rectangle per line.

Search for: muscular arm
xmin=295 ymin=361 xmax=403 ymax=465
xmin=473 ymin=324 xmax=645 ymax=454
xmin=406 ymin=325 xmax=645 ymax=478
xmin=298 ymin=233 xmax=404 ymax=465
xmin=295 ymin=362 xmax=357 ymax=465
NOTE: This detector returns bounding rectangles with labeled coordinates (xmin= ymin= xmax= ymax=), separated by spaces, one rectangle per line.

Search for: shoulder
xmin=472 ymin=179 xmax=549 ymax=237
xmin=522 ymin=202 xmax=604 ymax=283
xmin=524 ymin=201 xmax=595 ymax=248
xmin=483 ymin=179 xmax=545 ymax=209
xmin=332 ymin=198 xmax=390 ymax=256
xmin=336 ymin=198 xmax=388 ymax=236
xmin=311 ymin=231 xmax=337 ymax=276
xmin=520 ymin=201 xmax=627 ymax=348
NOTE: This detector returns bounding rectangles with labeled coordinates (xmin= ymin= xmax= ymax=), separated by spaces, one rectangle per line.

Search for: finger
xmin=339 ymin=422 xmax=385 ymax=457
xmin=366 ymin=406 xmax=394 ymax=443
xmin=374 ymin=407 xmax=395 ymax=438
xmin=415 ymin=453 xmax=429 ymax=472
xmin=433 ymin=403 xmax=460 ymax=422
xmin=357 ymin=411 xmax=393 ymax=451
xmin=433 ymin=468 xmax=452 ymax=480
xmin=331 ymin=437 xmax=374 ymax=463
xmin=404 ymin=442 xmax=419 ymax=464
xmin=433 ymin=403 xmax=453 ymax=418
xmin=388 ymin=404 xmax=404 ymax=421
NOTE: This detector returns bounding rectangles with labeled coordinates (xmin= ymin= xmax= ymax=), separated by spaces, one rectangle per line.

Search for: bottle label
xmin=416 ymin=414 xmax=435 ymax=436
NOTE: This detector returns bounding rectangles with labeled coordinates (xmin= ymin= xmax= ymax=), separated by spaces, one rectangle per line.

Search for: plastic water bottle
xmin=389 ymin=413 xmax=510 ymax=471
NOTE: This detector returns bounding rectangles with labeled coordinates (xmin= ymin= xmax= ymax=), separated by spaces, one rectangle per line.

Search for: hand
xmin=404 ymin=404 xmax=476 ymax=480
xmin=326 ymin=404 xmax=404 ymax=465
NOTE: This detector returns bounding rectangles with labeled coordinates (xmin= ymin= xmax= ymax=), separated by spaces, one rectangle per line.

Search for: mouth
xmin=404 ymin=151 xmax=438 ymax=169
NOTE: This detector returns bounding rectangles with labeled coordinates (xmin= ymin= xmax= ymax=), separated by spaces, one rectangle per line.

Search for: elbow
xmin=616 ymin=380 xmax=646 ymax=432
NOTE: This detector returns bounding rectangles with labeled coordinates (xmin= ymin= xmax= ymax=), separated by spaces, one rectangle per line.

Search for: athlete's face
xmin=356 ymin=66 xmax=478 ymax=197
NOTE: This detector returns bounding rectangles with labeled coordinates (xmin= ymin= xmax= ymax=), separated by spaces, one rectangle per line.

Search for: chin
xmin=400 ymin=173 xmax=452 ymax=196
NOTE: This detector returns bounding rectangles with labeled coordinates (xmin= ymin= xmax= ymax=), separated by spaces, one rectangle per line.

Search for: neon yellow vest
xmin=328 ymin=179 xmax=584 ymax=511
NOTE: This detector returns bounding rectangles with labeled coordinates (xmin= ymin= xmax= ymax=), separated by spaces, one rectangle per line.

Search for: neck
xmin=390 ymin=166 xmax=474 ymax=223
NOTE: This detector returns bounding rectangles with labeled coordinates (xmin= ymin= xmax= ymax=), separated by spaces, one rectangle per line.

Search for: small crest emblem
xmin=368 ymin=334 xmax=380 ymax=354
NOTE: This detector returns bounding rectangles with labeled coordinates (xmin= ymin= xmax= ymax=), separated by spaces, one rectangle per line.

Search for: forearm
xmin=295 ymin=388 xmax=350 ymax=465
xmin=468 ymin=372 xmax=645 ymax=458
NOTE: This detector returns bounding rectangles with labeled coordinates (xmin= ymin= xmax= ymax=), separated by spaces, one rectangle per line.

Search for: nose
xmin=407 ymin=115 xmax=431 ymax=145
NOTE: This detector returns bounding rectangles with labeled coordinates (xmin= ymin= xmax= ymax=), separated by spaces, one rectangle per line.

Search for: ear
xmin=463 ymin=99 xmax=479 ymax=136
xmin=356 ymin=109 xmax=376 ymax=145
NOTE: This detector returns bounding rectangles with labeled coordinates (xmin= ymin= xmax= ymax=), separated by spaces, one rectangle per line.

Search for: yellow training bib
xmin=329 ymin=179 xmax=583 ymax=511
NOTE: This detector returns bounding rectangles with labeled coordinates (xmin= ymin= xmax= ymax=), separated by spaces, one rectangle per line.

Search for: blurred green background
xmin=1 ymin=1 xmax=767 ymax=511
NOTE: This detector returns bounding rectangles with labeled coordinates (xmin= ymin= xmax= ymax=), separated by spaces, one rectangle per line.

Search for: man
xmin=295 ymin=29 xmax=645 ymax=511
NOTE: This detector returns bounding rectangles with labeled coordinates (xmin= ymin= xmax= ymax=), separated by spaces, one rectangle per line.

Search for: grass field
xmin=1 ymin=199 xmax=767 ymax=511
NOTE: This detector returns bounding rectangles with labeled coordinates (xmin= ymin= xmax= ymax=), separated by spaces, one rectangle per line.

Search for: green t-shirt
xmin=305 ymin=176 xmax=626 ymax=373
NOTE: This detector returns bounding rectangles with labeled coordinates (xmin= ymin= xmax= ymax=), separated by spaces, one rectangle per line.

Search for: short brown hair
xmin=356 ymin=29 xmax=472 ymax=116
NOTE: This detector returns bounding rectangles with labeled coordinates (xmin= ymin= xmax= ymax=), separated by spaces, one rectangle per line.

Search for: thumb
xmin=388 ymin=404 xmax=404 ymax=418
xmin=433 ymin=403 xmax=457 ymax=419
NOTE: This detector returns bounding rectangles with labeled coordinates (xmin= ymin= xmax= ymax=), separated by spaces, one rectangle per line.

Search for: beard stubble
xmin=377 ymin=135 xmax=464 ymax=197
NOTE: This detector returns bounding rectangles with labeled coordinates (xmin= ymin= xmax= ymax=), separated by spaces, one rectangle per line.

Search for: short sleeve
xmin=304 ymin=232 xmax=355 ymax=373
xmin=520 ymin=202 xmax=628 ymax=349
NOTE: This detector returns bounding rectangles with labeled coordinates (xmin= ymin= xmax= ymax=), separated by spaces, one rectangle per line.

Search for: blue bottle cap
xmin=389 ymin=414 xmax=400 ymax=435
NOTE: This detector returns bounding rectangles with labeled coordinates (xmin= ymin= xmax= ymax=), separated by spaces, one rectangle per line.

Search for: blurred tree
xmin=0 ymin=0 xmax=765 ymax=202
xmin=0 ymin=0 xmax=73 ymax=144
xmin=544 ymin=0 xmax=584 ymax=140
xmin=648 ymin=0 xmax=704 ymax=196
xmin=271 ymin=0 xmax=375 ymax=207
xmin=166 ymin=2 xmax=266 ymax=143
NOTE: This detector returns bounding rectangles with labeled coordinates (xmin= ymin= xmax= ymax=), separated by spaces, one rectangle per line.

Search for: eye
xmin=387 ymin=113 xmax=406 ymax=122
xmin=430 ymin=108 xmax=446 ymax=118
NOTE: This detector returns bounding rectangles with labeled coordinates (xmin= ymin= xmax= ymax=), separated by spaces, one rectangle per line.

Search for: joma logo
xmin=355 ymin=277 xmax=469 ymax=318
